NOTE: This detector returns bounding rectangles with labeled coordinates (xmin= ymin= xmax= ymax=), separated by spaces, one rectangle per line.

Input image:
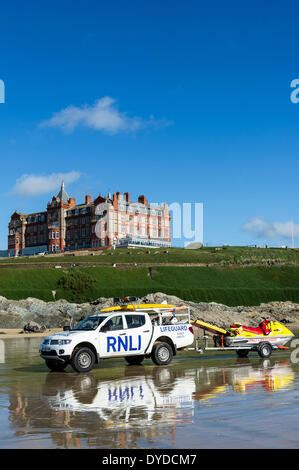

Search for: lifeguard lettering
xmin=160 ymin=325 xmax=187 ymax=333
xmin=107 ymin=335 xmax=142 ymax=353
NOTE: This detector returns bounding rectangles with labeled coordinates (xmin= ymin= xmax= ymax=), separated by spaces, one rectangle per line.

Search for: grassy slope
xmin=0 ymin=264 xmax=298 ymax=305
xmin=0 ymin=246 xmax=298 ymax=265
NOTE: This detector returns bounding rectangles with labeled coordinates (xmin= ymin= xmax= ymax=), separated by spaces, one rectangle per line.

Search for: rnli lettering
xmin=107 ymin=335 xmax=141 ymax=353
xmin=108 ymin=385 xmax=144 ymax=402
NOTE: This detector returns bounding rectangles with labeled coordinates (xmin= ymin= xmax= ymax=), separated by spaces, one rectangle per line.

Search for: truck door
xmin=123 ymin=314 xmax=152 ymax=355
xmin=98 ymin=314 xmax=127 ymax=358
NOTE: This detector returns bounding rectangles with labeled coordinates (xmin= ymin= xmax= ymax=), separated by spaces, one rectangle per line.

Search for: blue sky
xmin=0 ymin=0 xmax=299 ymax=249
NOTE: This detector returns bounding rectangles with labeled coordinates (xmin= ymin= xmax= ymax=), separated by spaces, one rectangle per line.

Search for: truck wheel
xmin=125 ymin=355 xmax=144 ymax=365
xmin=151 ymin=342 xmax=173 ymax=366
xmin=45 ymin=359 xmax=67 ymax=372
xmin=258 ymin=342 xmax=272 ymax=358
xmin=236 ymin=350 xmax=249 ymax=358
xmin=71 ymin=347 xmax=96 ymax=373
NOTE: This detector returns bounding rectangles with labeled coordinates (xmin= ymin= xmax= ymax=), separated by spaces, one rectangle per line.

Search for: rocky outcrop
xmin=0 ymin=296 xmax=111 ymax=329
xmin=0 ymin=293 xmax=298 ymax=330
xmin=142 ymin=293 xmax=299 ymax=329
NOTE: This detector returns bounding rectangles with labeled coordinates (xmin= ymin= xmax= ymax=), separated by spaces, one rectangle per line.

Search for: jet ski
xmin=225 ymin=318 xmax=294 ymax=347
xmin=192 ymin=317 xmax=294 ymax=358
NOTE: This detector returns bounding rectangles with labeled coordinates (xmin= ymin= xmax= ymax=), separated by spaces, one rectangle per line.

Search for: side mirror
xmin=63 ymin=325 xmax=70 ymax=331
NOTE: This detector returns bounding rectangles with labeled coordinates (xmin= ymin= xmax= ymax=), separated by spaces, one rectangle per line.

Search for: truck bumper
xmin=40 ymin=351 xmax=71 ymax=363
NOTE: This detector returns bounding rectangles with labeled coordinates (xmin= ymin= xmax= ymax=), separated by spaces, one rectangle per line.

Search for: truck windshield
xmin=72 ymin=316 xmax=107 ymax=331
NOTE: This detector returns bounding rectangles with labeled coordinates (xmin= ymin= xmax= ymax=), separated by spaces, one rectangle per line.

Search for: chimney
xmin=85 ymin=195 xmax=91 ymax=205
xmin=124 ymin=192 xmax=130 ymax=203
xmin=138 ymin=195 xmax=147 ymax=205
xmin=113 ymin=193 xmax=118 ymax=210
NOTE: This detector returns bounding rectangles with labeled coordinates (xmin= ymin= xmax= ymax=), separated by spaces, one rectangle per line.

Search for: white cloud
xmin=11 ymin=171 xmax=81 ymax=197
xmin=39 ymin=96 xmax=172 ymax=134
xmin=242 ymin=216 xmax=299 ymax=239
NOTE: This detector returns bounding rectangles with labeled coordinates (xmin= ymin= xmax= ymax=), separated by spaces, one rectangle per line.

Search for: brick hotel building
xmin=7 ymin=183 xmax=171 ymax=257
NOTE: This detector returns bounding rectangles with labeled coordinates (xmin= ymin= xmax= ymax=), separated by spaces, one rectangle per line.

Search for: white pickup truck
xmin=40 ymin=303 xmax=194 ymax=372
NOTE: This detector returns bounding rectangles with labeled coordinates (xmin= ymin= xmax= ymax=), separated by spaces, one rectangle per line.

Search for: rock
xmin=0 ymin=293 xmax=298 ymax=330
xmin=23 ymin=321 xmax=41 ymax=332
xmin=184 ymin=242 xmax=203 ymax=249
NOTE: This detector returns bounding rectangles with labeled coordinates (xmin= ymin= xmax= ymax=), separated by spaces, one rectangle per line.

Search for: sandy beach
xmin=0 ymin=328 xmax=62 ymax=339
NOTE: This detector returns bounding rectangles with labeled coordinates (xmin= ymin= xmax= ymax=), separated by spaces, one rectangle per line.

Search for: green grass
xmin=0 ymin=246 xmax=298 ymax=266
xmin=0 ymin=264 xmax=298 ymax=305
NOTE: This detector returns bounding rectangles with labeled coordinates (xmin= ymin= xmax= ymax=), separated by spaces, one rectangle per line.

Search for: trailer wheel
xmin=258 ymin=342 xmax=272 ymax=358
xmin=45 ymin=359 xmax=67 ymax=372
xmin=151 ymin=342 xmax=173 ymax=366
xmin=125 ymin=355 xmax=144 ymax=365
xmin=236 ymin=350 xmax=249 ymax=358
xmin=71 ymin=347 xmax=96 ymax=373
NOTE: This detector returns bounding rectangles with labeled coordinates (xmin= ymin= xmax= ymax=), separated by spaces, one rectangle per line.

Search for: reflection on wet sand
xmin=7 ymin=367 xmax=192 ymax=448
xmin=192 ymin=359 xmax=295 ymax=401
xmin=39 ymin=366 xmax=195 ymax=448
xmin=6 ymin=357 xmax=295 ymax=448
xmin=0 ymin=339 xmax=4 ymax=363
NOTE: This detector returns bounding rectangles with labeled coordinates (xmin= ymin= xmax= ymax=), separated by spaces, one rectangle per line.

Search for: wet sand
xmin=0 ymin=328 xmax=62 ymax=339
xmin=0 ymin=336 xmax=299 ymax=449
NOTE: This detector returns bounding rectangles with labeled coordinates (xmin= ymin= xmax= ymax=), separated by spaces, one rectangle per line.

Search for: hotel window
xmin=56 ymin=232 xmax=59 ymax=238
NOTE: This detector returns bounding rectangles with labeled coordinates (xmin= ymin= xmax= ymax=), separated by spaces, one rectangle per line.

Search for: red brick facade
xmin=8 ymin=183 xmax=171 ymax=256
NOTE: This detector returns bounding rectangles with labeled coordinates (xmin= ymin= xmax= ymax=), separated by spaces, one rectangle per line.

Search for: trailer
xmin=189 ymin=318 xmax=294 ymax=358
